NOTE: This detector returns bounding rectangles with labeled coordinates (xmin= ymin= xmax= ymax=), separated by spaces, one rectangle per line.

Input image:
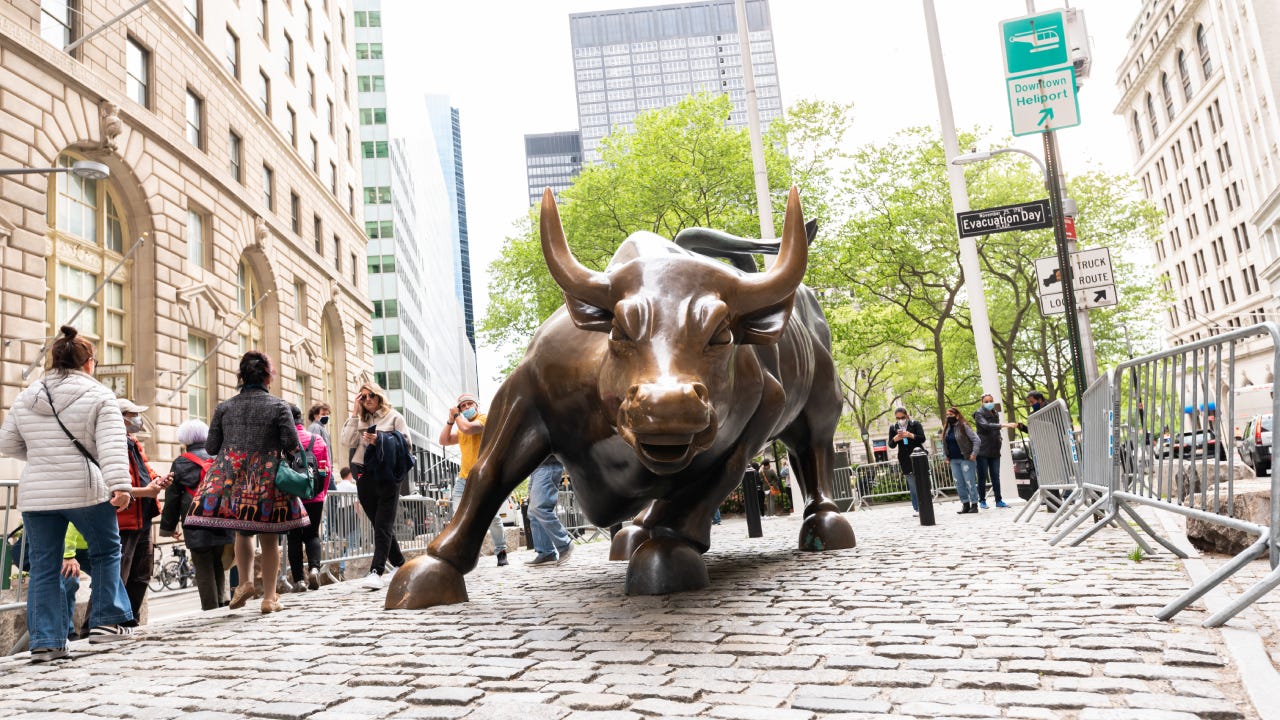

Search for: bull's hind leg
xmin=385 ymin=379 xmax=548 ymax=610
xmin=781 ymin=416 xmax=856 ymax=553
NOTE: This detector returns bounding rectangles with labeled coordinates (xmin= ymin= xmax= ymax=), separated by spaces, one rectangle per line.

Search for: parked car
xmin=1237 ymin=413 xmax=1273 ymax=477
xmin=1011 ymin=438 xmax=1038 ymax=501
xmin=1159 ymin=430 xmax=1228 ymax=460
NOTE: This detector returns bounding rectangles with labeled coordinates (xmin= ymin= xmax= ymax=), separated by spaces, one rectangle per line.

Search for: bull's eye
xmin=708 ymin=324 xmax=733 ymax=346
xmin=609 ymin=324 xmax=631 ymax=343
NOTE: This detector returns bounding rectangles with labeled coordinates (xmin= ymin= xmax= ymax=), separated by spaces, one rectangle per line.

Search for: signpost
xmin=1035 ymin=247 xmax=1118 ymax=316
xmin=1007 ymin=67 xmax=1080 ymax=136
xmin=956 ymin=199 xmax=1053 ymax=238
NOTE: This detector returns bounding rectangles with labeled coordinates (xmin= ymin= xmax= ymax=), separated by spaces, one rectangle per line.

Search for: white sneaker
xmin=360 ymin=571 xmax=384 ymax=591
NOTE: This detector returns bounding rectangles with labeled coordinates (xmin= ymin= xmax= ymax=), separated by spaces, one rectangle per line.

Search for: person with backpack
xmin=159 ymin=419 xmax=233 ymax=611
xmin=286 ymin=404 xmax=330 ymax=592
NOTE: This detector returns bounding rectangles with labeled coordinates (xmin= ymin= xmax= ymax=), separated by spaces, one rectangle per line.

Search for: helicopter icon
xmin=1010 ymin=28 xmax=1062 ymax=53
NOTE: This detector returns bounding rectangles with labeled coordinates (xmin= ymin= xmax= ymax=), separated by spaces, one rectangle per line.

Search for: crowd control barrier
xmin=1032 ymin=323 xmax=1280 ymax=627
xmin=832 ymin=456 xmax=955 ymax=510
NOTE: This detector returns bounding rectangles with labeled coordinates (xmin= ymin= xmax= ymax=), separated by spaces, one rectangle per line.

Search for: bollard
xmin=520 ymin=499 xmax=534 ymax=550
xmin=911 ymin=448 xmax=936 ymax=526
xmin=743 ymin=469 xmax=764 ymax=538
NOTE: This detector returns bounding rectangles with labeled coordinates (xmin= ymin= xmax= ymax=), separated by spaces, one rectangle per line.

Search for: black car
xmin=1161 ymin=430 xmax=1228 ymax=460
xmin=1011 ymin=438 xmax=1037 ymax=500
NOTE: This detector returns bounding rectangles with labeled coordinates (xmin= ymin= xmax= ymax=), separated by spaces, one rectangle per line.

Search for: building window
xmin=1130 ymin=112 xmax=1145 ymax=155
xmin=324 ymin=35 xmax=332 ymax=72
xmin=362 ymin=140 xmax=389 ymax=158
xmin=284 ymin=32 xmax=294 ymax=78
xmin=258 ymin=69 xmax=271 ymax=116
xmin=1160 ymin=72 xmax=1174 ymax=122
xmin=125 ymin=37 xmax=150 ymax=107
xmin=290 ymin=192 xmax=301 ymax=234
xmin=356 ymin=43 xmax=383 ymax=59
xmin=186 ymin=208 xmax=206 ymax=268
xmin=295 ymin=372 xmax=311 ymax=412
xmin=358 ymin=75 xmax=386 ymax=92
xmin=187 ymin=334 xmax=210 ymax=422
xmin=308 ymin=68 xmax=316 ymax=108
xmin=333 ymin=235 xmax=341 ymax=270
xmin=311 ymin=136 xmax=319 ymax=172
xmin=329 ymin=161 xmax=337 ymax=195
xmin=351 ymin=252 xmax=358 ymax=284
xmin=364 ymin=186 xmax=392 ymax=204
xmin=182 ymin=0 xmax=202 ymax=34
xmin=359 ymin=108 xmax=387 ymax=125
xmin=236 ymin=259 xmax=263 ymax=353
xmin=1145 ymin=93 xmax=1159 ymax=138
xmin=364 ymin=221 xmax=393 ymax=239
xmin=1177 ymin=50 xmax=1193 ymax=101
xmin=321 ymin=321 xmax=336 ymax=418
xmin=286 ymin=105 xmax=297 ymax=147
xmin=305 ymin=1 xmax=313 ymax=43
xmin=293 ymin=279 xmax=307 ymax=324
xmin=257 ymin=0 xmax=268 ymax=40
xmin=339 ymin=10 xmax=347 ymax=44
xmin=1197 ymin=24 xmax=1213 ymax=79
xmin=42 ymin=0 xmax=77 ymax=49
xmin=343 ymin=68 xmax=350 ymax=102
xmin=185 ymin=89 xmax=205 ymax=149
xmin=262 ymin=165 xmax=274 ymax=210
xmin=47 ymin=154 xmax=129 ymax=364
xmin=228 ymin=130 xmax=243 ymax=182
xmin=313 ymin=214 xmax=323 ymax=255
xmin=348 ymin=185 xmax=354 ymax=216
xmin=355 ymin=10 xmax=381 ymax=27
xmin=327 ymin=98 xmax=335 ymax=136
xmin=225 ymin=26 xmax=240 ymax=78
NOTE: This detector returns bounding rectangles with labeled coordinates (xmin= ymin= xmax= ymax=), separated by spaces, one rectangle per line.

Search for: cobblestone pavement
xmin=1 ymin=500 xmax=1270 ymax=719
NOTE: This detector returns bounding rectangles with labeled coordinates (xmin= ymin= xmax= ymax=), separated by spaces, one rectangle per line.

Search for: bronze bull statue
xmin=386 ymin=187 xmax=855 ymax=609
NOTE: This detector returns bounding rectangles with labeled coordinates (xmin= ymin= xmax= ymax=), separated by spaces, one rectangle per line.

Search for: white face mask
xmin=125 ymin=416 xmax=144 ymax=434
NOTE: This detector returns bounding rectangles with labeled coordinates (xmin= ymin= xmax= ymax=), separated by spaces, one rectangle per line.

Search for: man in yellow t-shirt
xmin=438 ymin=393 xmax=509 ymax=566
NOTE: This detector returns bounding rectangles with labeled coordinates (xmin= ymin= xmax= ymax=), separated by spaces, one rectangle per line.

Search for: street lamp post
xmin=0 ymin=160 xmax=110 ymax=180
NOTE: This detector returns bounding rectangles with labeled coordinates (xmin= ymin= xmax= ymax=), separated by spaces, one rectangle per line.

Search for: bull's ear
xmin=563 ymin=293 xmax=614 ymax=333
xmin=735 ymin=295 xmax=794 ymax=345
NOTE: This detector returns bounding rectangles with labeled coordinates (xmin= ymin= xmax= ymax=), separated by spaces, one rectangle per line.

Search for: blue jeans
xmin=949 ymin=458 xmax=979 ymax=504
xmin=23 ymin=502 xmax=132 ymax=650
xmin=976 ymin=455 xmax=1003 ymax=503
xmin=61 ymin=549 xmax=91 ymax=639
xmin=451 ymin=477 xmax=506 ymax=553
xmin=528 ymin=461 xmax=571 ymax=555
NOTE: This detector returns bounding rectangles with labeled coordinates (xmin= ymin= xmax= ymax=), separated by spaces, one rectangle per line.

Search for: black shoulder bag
xmin=42 ymin=384 xmax=100 ymax=469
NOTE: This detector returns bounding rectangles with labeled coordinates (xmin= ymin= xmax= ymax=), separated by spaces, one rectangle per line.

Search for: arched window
xmin=1177 ymin=50 xmax=1193 ymax=101
xmin=1131 ymin=111 xmax=1146 ymax=154
xmin=1197 ymin=24 xmax=1213 ymax=78
xmin=236 ymin=258 xmax=263 ymax=353
xmin=1160 ymin=72 xmax=1175 ymax=121
xmin=46 ymin=153 xmax=129 ymax=364
xmin=1145 ymin=93 xmax=1160 ymax=138
xmin=320 ymin=319 xmax=335 ymax=414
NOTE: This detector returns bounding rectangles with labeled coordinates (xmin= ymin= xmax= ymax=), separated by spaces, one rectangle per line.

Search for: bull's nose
xmin=624 ymin=382 xmax=713 ymax=434
xmin=627 ymin=382 xmax=709 ymax=410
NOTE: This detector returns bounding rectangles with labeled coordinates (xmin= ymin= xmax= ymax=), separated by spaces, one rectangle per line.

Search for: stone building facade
xmin=0 ymin=0 xmax=371 ymax=474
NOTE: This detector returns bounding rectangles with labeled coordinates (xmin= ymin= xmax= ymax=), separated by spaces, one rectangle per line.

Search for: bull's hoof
xmin=609 ymin=524 xmax=652 ymax=561
xmin=384 ymin=555 xmax=468 ymax=610
xmin=624 ymin=536 xmax=710 ymax=596
xmin=799 ymin=509 xmax=857 ymax=552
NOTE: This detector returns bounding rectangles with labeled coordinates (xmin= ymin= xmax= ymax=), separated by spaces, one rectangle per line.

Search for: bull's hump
xmin=607 ymin=233 xmax=692 ymax=269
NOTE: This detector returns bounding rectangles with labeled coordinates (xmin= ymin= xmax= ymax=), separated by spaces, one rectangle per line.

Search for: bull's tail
xmin=674 ymin=220 xmax=818 ymax=274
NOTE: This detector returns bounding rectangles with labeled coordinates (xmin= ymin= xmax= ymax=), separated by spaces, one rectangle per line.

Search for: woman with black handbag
xmin=184 ymin=351 xmax=304 ymax=614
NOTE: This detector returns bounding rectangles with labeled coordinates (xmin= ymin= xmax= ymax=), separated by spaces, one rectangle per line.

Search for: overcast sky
xmin=383 ymin=0 xmax=1143 ymax=399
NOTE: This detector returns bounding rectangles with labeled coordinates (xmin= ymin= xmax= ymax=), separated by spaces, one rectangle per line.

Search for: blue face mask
xmin=461 ymin=407 xmax=478 ymax=421
xmin=983 ymin=402 xmax=996 ymax=411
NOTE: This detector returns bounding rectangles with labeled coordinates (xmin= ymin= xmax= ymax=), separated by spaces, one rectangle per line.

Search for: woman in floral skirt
xmin=185 ymin=351 xmax=305 ymax=613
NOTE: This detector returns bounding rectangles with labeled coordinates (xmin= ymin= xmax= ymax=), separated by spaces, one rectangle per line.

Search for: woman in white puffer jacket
xmin=0 ymin=326 xmax=137 ymax=662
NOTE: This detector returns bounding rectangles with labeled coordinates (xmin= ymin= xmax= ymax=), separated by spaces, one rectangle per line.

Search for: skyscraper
xmin=426 ymin=95 xmax=478 ymax=374
xmin=568 ymin=0 xmax=781 ymax=163
xmin=524 ymin=131 xmax=583 ymax=205
xmin=1115 ymin=0 xmax=1278 ymax=387
xmin=356 ymin=1 xmax=476 ymax=449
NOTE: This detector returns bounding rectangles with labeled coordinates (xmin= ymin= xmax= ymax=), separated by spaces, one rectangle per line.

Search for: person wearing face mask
xmin=92 ymin=398 xmax=172 ymax=633
xmin=307 ymin=402 xmax=332 ymax=448
xmin=342 ymin=382 xmax=410 ymax=590
xmin=941 ymin=407 xmax=982 ymax=514
xmin=973 ymin=394 xmax=1018 ymax=509
xmin=1016 ymin=391 xmax=1048 ymax=433
xmin=439 ymin=393 xmax=509 ymax=567
xmin=888 ymin=407 xmax=927 ymax=515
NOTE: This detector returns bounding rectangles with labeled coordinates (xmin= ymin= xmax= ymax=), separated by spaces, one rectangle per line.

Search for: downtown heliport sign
xmin=1000 ymin=10 xmax=1081 ymax=136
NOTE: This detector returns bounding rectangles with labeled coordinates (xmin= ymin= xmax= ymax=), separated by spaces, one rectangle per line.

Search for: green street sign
xmin=1001 ymin=11 xmax=1069 ymax=77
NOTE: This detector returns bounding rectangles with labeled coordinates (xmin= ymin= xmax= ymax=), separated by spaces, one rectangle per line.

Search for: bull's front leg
xmin=385 ymin=383 xmax=548 ymax=610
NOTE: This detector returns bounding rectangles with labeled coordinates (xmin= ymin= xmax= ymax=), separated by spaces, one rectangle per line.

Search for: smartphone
xmin=366 ymin=424 xmax=377 ymax=435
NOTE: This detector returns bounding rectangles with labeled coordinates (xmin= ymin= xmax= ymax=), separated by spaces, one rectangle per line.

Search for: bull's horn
xmin=738 ymin=186 xmax=807 ymax=311
xmin=539 ymin=188 xmax=611 ymax=308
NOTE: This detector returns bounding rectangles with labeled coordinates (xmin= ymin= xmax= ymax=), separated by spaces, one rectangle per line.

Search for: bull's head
xmin=540 ymin=187 xmax=809 ymax=474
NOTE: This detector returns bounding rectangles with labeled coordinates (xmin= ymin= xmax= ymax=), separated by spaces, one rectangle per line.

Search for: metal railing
xmin=832 ymin=455 xmax=956 ymax=510
xmin=1 ymin=480 xmax=26 ymax=612
xmin=1041 ymin=323 xmax=1280 ymax=627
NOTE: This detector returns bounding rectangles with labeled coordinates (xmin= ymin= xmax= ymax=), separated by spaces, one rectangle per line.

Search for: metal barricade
xmin=835 ymin=456 xmax=955 ymax=509
xmin=555 ymin=490 xmax=602 ymax=543
xmin=831 ymin=466 xmax=859 ymax=512
xmin=1018 ymin=398 xmax=1086 ymax=530
xmin=318 ymin=491 xmax=451 ymax=578
xmin=1108 ymin=323 xmax=1279 ymax=626
xmin=1 ymin=480 xmax=26 ymax=612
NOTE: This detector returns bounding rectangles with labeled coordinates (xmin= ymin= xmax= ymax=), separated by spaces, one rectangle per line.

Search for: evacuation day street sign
xmin=999 ymin=10 xmax=1081 ymax=136
xmin=956 ymin=199 xmax=1053 ymax=239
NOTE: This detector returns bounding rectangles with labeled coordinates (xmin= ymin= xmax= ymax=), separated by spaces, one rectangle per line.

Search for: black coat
xmin=363 ymin=429 xmax=414 ymax=485
xmin=889 ymin=419 xmax=927 ymax=467
xmin=972 ymin=408 xmax=1005 ymax=458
